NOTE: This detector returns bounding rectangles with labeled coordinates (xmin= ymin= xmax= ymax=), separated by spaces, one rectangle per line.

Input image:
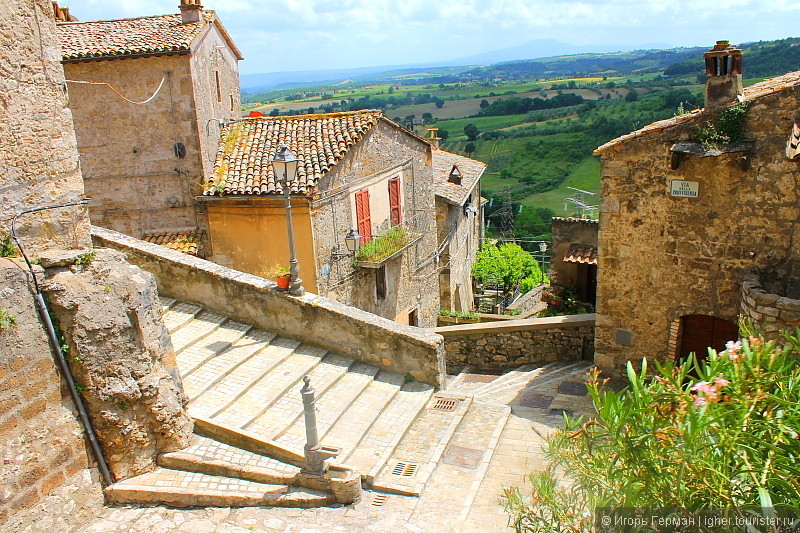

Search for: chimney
xmin=426 ymin=128 xmax=441 ymax=150
xmin=704 ymin=40 xmax=743 ymax=110
xmin=179 ymin=0 xmax=203 ymax=23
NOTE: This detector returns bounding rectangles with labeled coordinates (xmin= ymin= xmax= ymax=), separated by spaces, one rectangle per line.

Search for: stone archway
xmin=676 ymin=314 xmax=738 ymax=362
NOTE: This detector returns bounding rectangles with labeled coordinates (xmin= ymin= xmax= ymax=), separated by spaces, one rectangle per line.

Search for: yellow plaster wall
xmin=206 ymin=199 xmax=318 ymax=293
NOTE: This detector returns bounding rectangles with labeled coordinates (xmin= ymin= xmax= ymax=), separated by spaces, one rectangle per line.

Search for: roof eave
xmin=62 ymin=49 xmax=191 ymax=63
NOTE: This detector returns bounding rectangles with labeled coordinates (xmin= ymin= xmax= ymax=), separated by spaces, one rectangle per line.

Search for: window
xmin=376 ymin=265 xmax=387 ymax=300
xmin=388 ymin=177 xmax=402 ymax=226
xmin=408 ymin=308 xmax=418 ymax=327
xmin=230 ymin=94 xmax=235 ymax=112
xmin=355 ymin=189 xmax=372 ymax=245
xmin=215 ymin=71 xmax=221 ymax=103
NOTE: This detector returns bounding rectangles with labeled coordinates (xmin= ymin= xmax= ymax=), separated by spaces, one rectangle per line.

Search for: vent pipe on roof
xmin=704 ymin=40 xmax=744 ymax=111
xmin=179 ymin=0 xmax=203 ymax=23
xmin=426 ymin=128 xmax=441 ymax=150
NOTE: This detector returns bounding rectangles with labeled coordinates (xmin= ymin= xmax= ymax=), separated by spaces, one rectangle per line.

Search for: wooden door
xmin=679 ymin=315 xmax=738 ymax=361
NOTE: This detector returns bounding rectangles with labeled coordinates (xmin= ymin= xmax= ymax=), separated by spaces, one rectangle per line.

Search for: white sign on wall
xmin=670 ymin=179 xmax=700 ymax=198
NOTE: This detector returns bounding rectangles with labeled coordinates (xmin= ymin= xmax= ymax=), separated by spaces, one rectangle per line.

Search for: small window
xmin=230 ymin=94 xmax=235 ymax=112
xmin=355 ymin=189 xmax=372 ymax=245
xmin=408 ymin=308 xmax=418 ymax=327
xmin=376 ymin=265 xmax=387 ymax=300
xmin=215 ymin=71 xmax=221 ymax=103
xmin=388 ymin=177 xmax=402 ymax=226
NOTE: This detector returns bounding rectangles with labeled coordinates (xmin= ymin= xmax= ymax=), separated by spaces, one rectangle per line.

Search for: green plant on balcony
xmin=355 ymin=226 xmax=411 ymax=263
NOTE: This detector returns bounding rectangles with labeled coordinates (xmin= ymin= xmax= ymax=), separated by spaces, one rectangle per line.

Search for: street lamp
xmin=538 ymin=242 xmax=548 ymax=285
xmin=273 ymin=144 xmax=304 ymax=296
xmin=344 ymin=228 xmax=361 ymax=254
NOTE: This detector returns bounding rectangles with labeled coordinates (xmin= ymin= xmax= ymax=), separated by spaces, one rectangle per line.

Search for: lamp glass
xmin=272 ymin=145 xmax=299 ymax=185
xmin=345 ymin=229 xmax=360 ymax=253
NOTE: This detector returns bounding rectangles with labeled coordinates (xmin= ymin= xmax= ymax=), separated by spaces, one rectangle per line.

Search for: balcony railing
xmin=354 ymin=216 xmax=424 ymax=268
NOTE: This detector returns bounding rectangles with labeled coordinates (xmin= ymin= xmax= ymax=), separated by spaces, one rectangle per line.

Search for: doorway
xmin=678 ymin=314 xmax=738 ymax=362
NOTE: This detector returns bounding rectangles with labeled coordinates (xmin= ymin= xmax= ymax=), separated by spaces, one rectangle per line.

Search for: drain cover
xmin=518 ymin=393 xmax=553 ymax=409
xmin=389 ymin=461 xmax=419 ymax=477
xmin=371 ymin=494 xmax=388 ymax=507
xmin=430 ymin=397 xmax=460 ymax=412
xmin=441 ymin=445 xmax=484 ymax=469
xmin=557 ymin=381 xmax=588 ymax=396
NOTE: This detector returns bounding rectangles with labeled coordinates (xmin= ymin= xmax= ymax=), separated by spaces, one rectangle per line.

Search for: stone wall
xmin=741 ymin=270 xmax=800 ymax=339
xmin=93 ymin=226 xmax=446 ymax=386
xmin=437 ymin=314 xmax=595 ymax=370
xmin=311 ymin=120 xmax=440 ymax=327
xmin=64 ymin=55 xmax=206 ymax=239
xmin=0 ymin=0 xmax=90 ymax=249
xmin=0 ymin=260 xmax=96 ymax=524
xmin=595 ymin=82 xmax=800 ymax=373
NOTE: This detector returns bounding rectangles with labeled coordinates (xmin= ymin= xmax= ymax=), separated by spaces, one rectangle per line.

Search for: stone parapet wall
xmin=436 ymin=314 xmax=595 ymax=370
xmin=741 ymin=271 xmax=800 ymax=339
xmin=93 ymin=226 xmax=446 ymax=386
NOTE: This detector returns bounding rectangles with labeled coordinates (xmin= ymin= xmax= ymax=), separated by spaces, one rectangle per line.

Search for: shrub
xmin=503 ymin=324 xmax=800 ymax=531
xmin=0 ymin=233 xmax=19 ymax=257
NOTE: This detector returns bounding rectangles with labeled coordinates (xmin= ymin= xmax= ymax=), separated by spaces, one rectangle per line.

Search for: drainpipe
xmin=11 ymin=200 xmax=114 ymax=486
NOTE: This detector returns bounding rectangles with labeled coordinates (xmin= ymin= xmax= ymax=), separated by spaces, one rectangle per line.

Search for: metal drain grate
xmin=372 ymin=494 xmax=388 ymax=507
xmin=390 ymin=461 xmax=419 ymax=477
xmin=430 ymin=397 xmax=460 ymax=412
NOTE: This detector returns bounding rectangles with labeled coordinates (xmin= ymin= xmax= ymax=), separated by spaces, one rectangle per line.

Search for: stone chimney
xmin=426 ymin=128 xmax=441 ymax=150
xmin=52 ymin=2 xmax=76 ymax=22
xmin=704 ymin=40 xmax=743 ymax=110
xmin=179 ymin=0 xmax=203 ymax=23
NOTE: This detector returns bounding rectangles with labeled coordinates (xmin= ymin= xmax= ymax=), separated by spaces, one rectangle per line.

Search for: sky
xmin=61 ymin=0 xmax=799 ymax=75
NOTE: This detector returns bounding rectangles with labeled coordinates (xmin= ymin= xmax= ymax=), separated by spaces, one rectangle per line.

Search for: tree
xmin=422 ymin=112 xmax=433 ymax=124
xmin=480 ymin=99 xmax=490 ymax=109
xmin=472 ymin=242 xmax=542 ymax=295
xmin=464 ymin=142 xmax=476 ymax=155
xmin=624 ymin=90 xmax=638 ymax=103
xmin=438 ymin=129 xmax=449 ymax=141
xmin=464 ymin=123 xmax=479 ymax=141
xmin=433 ymin=97 xmax=445 ymax=109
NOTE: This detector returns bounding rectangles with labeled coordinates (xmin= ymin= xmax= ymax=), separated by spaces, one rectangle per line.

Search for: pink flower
xmin=693 ymin=396 xmax=708 ymax=408
xmin=725 ymin=340 xmax=744 ymax=360
xmin=714 ymin=375 xmax=730 ymax=388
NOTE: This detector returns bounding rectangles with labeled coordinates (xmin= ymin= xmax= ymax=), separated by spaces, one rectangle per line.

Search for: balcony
xmin=354 ymin=224 xmax=422 ymax=268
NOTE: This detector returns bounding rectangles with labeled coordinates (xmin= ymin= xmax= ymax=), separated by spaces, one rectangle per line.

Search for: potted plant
xmin=269 ymin=264 xmax=291 ymax=290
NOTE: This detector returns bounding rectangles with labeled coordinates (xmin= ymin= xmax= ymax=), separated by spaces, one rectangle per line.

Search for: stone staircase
xmin=106 ymin=298 xmax=595 ymax=522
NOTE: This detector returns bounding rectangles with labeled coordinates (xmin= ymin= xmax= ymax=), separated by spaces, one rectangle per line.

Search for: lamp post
xmin=273 ymin=144 xmax=304 ymax=296
xmin=538 ymin=241 xmax=548 ymax=285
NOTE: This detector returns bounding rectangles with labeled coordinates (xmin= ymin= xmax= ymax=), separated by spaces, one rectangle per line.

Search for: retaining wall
xmin=436 ymin=314 xmax=595 ymax=370
xmin=741 ymin=271 xmax=800 ymax=339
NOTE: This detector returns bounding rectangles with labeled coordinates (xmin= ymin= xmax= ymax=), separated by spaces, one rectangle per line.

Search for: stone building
xmin=432 ymin=149 xmax=484 ymax=312
xmin=549 ymin=217 xmax=598 ymax=304
xmin=2 ymin=0 xmax=191 ymax=523
xmin=56 ymin=0 xmax=242 ymax=244
xmin=593 ymin=41 xmax=800 ymax=373
xmin=201 ymin=110 xmax=442 ymax=326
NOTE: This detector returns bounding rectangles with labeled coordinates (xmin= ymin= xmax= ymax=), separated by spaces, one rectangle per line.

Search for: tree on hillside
xmin=625 ymin=90 xmax=639 ymax=102
xmin=472 ymin=242 xmax=542 ymax=295
xmin=438 ymin=129 xmax=449 ymax=141
xmin=422 ymin=112 xmax=433 ymax=124
xmin=464 ymin=123 xmax=480 ymax=141
xmin=433 ymin=97 xmax=445 ymax=109
xmin=464 ymin=142 xmax=476 ymax=155
xmin=480 ymin=99 xmax=490 ymax=109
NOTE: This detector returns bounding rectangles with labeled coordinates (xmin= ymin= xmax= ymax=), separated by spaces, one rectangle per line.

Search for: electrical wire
xmin=65 ymin=76 xmax=167 ymax=105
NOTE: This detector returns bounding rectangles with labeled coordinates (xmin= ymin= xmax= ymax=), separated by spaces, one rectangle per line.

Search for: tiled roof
xmin=563 ymin=244 xmax=598 ymax=265
xmin=57 ymin=11 xmax=241 ymax=61
xmin=203 ymin=110 xmax=385 ymax=196
xmin=432 ymin=150 xmax=485 ymax=205
xmin=594 ymin=70 xmax=800 ymax=154
xmin=142 ymin=229 xmax=204 ymax=256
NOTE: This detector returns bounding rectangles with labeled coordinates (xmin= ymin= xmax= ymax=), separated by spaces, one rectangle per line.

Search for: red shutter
xmin=355 ymin=189 xmax=372 ymax=244
xmin=388 ymin=177 xmax=402 ymax=226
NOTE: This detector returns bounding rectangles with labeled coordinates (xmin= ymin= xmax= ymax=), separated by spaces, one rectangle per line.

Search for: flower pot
xmin=276 ymin=274 xmax=291 ymax=290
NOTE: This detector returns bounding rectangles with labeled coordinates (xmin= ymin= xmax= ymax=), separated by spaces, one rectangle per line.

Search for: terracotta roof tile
xmin=57 ymin=12 xmax=214 ymax=60
xmin=432 ymin=150 xmax=485 ymax=205
xmin=563 ymin=244 xmax=597 ymax=265
xmin=594 ymin=70 xmax=800 ymax=154
xmin=204 ymin=110 xmax=384 ymax=196
xmin=142 ymin=229 xmax=204 ymax=256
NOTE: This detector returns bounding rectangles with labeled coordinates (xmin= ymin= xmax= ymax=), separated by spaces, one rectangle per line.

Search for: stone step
xmin=271 ymin=362 xmax=380 ymax=455
xmin=475 ymin=362 xmax=593 ymax=405
xmin=340 ymin=381 xmax=434 ymax=482
xmin=462 ymin=364 xmax=541 ymax=397
xmin=159 ymin=296 xmax=177 ymax=310
xmin=371 ymin=392 xmax=472 ymax=496
xmin=105 ymin=468 xmax=331 ymax=508
xmin=323 ymin=371 xmax=405 ymax=460
xmin=187 ymin=336 xmax=304 ymax=419
xmin=176 ymin=319 xmax=252 ymax=377
xmin=213 ymin=344 xmax=334 ymax=430
xmin=407 ymin=402 xmax=511 ymax=531
xmin=170 ymin=310 xmax=228 ymax=353
xmin=182 ymin=329 xmax=278 ymax=401
xmin=158 ymin=435 xmax=300 ymax=484
xmin=161 ymin=301 xmax=202 ymax=333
